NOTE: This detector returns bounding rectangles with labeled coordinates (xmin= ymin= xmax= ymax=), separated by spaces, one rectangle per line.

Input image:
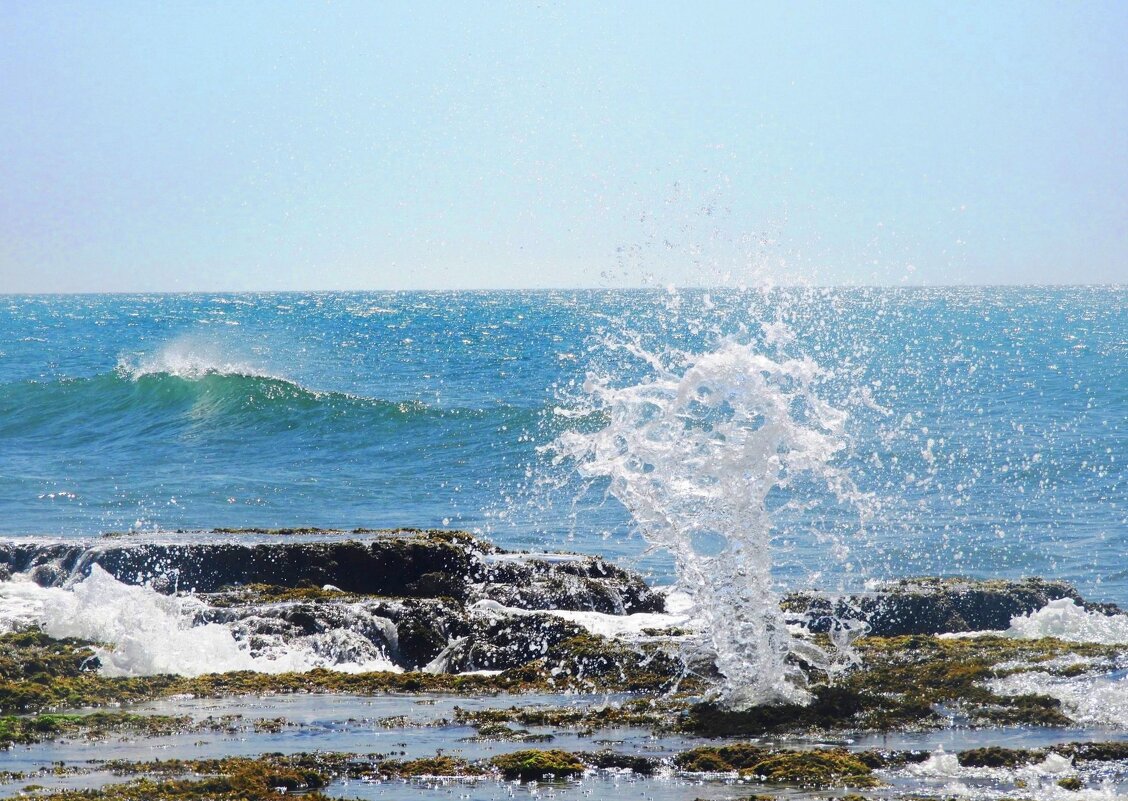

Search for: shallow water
xmin=4 ymin=690 xmax=1128 ymax=799
xmin=0 ymin=693 xmax=683 ymax=779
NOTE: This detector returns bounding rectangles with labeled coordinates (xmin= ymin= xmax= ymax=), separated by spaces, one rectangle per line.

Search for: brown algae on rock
xmin=683 ymin=633 xmax=1121 ymax=736
xmin=675 ymin=744 xmax=879 ymax=789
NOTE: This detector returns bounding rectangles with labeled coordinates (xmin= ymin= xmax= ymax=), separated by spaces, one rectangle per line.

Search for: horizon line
xmin=2 ymin=282 xmax=1125 ymax=297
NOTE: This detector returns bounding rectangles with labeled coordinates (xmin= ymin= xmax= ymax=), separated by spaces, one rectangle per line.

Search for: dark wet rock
xmin=429 ymin=613 xmax=588 ymax=673
xmin=27 ymin=562 xmax=66 ymax=587
xmin=473 ymin=555 xmax=663 ymax=614
xmin=382 ymin=598 xmax=469 ymax=669
xmin=0 ymin=532 xmax=478 ymax=596
xmin=194 ymin=593 xmax=593 ymax=673
xmin=786 ymin=577 xmax=1112 ymax=636
xmin=280 ymin=609 xmax=324 ymax=636
xmin=0 ymin=530 xmax=668 ymax=677
xmin=106 ymin=534 xmax=476 ymax=597
xmin=0 ymin=529 xmax=664 ymax=615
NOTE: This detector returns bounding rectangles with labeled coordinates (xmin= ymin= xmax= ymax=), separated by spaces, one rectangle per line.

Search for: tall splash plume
xmin=555 ymin=333 xmax=864 ymax=708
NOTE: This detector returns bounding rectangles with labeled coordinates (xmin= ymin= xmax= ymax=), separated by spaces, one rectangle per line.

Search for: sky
xmin=1 ymin=1 xmax=1126 ymax=292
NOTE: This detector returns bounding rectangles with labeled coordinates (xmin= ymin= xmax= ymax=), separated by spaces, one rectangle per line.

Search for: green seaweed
xmin=741 ymin=749 xmax=879 ymax=788
xmin=957 ymin=745 xmax=1044 ymax=768
xmin=377 ymin=755 xmax=482 ymax=777
xmin=0 ymin=711 xmax=199 ymax=747
xmin=489 ymin=749 xmax=587 ymax=781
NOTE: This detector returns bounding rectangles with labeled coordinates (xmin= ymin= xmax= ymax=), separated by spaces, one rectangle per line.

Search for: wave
xmin=0 ymin=367 xmax=438 ymax=442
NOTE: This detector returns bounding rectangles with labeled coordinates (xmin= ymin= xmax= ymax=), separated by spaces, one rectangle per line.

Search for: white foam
xmin=0 ymin=568 xmax=399 ymax=677
xmin=1005 ymin=598 xmax=1128 ymax=644
xmin=949 ymin=599 xmax=1128 ymax=728
xmin=989 ymin=669 xmax=1128 ymax=728
xmin=468 ymin=594 xmax=697 ymax=640
xmin=899 ymin=746 xmax=1101 ymax=800
xmin=904 ymin=747 xmax=966 ymax=778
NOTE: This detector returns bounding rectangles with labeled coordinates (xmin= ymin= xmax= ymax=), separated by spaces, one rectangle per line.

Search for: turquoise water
xmin=0 ymin=288 xmax=1123 ymax=601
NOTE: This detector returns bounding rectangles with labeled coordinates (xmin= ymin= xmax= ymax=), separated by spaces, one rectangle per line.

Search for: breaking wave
xmin=0 ymin=363 xmax=446 ymax=442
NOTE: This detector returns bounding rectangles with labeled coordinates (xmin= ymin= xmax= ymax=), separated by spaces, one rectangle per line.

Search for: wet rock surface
xmin=786 ymin=576 xmax=1120 ymax=636
xmin=0 ymin=529 xmax=661 ymax=615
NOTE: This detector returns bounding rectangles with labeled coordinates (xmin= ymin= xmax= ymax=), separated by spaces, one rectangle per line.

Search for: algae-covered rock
xmin=377 ymin=755 xmax=482 ymax=777
xmin=674 ymin=742 xmax=771 ymax=771
xmin=957 ymin=745 xmax=1044 ymax=768
xmin=742 ymin=749 xmax=879 ymax=788
xmin=676 ymin=744 xmax=877 ymax=788
xmin=579 ymin=750 xmax=659 ymax=775
xmin=489 ymin=748 xmax=587 ymax=780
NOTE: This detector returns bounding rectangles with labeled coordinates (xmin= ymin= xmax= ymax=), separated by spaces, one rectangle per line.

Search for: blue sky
xmin=1 ymin=1 xmax=1125 ymax=291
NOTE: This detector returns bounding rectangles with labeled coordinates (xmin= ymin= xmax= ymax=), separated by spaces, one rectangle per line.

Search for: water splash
xmin=554 ymin=335 xmax=867 ymax=707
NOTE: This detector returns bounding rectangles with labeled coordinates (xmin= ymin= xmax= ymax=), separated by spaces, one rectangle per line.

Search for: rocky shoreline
xmin=0 ymin=529 xmax=1126 ymax=800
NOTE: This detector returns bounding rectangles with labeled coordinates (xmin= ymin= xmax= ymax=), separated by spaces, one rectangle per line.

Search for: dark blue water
xmin=0 ymin=288 xmax=1123 ymax=601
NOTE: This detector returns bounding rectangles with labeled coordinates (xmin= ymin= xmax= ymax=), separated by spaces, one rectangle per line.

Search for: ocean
xmin=0 ymin=287 xmax=1123 ymax=602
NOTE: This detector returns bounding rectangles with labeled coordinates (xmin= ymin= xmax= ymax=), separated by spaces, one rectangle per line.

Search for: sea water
xmin=1 ymin=288 xmax=1121 ymax=597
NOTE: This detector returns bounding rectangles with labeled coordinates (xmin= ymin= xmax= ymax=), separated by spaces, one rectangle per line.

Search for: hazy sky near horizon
xmin=1 ymin=1 xmax=1126 ymax=292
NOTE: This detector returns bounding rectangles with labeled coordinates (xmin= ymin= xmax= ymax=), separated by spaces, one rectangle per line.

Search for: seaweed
xmin=489 ymin=749 xmax=587 ymax=781
xmin=676 ymin=744 xmax=877 ymax=788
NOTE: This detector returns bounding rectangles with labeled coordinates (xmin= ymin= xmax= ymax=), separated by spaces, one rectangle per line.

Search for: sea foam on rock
xmin=2 ymin=529 xmax=1122 ymax=686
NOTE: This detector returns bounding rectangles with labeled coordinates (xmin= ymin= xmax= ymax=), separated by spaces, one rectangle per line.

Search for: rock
xmin=431 ymin=613 xmax=588 ymax=673
xmin=473 ymin=554 xmax=664 ymax=614
xmin=0 ymin=529 xmax=665 ymax=614
xmin=785 ymin=577 xmax=1112 ymax=636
